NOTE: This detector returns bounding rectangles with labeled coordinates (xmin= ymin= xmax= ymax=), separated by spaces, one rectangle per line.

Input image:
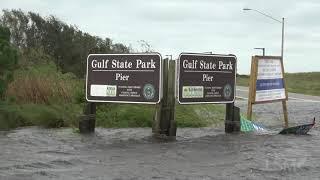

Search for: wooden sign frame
xmin=247 ymin=56 xmax=289 ymax=127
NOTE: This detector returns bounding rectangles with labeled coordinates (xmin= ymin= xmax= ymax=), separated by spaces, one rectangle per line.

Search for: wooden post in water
xmin=247 ymin=56 xmax=257 ymax=120
xmin=225 ymin=103 xmax=234 ymax=133
xmin=79 ymin=102 xmax=96 ymax=133
xmin=233 ymin=106 xmax=241 ymax=132
xmin=167 ymin=60 xmax=177 ymax=136
xmin=159 ymin=58 xmax=169 ymax=135
xmin=153 ymin=58 xmax=176 ymax=138
xmin=280 ymin=57 xmax=289 ymax=128
xmin=225 ymin=103 xmax=241 ymax=133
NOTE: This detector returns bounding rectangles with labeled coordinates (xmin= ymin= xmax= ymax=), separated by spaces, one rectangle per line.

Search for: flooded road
xmin=1 ymin=100 xmax=320 ymax=180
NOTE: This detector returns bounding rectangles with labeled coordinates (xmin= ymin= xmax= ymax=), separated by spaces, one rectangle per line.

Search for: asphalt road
xmin=236 ymin=86 xmax=320 ymax=103
xmin=235 ymin=86 xmax=320 ymax=127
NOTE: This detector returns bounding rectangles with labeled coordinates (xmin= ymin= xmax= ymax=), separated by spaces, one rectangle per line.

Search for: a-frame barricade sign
xmin=247 ymin=56 xmax=289 ymax=127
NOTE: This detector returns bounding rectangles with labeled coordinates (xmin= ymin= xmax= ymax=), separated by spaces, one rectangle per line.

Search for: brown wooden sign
xmin=177 ymin=53 xmax=237 ymax=104
xmin=86 ymin=53 xmax=162 ymax=104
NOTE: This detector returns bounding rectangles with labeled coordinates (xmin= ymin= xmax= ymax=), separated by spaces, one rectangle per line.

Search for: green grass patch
xmin=96 ymin=104 xmax=154 ymax=128
xmin=175 ymin=104 xmax=225 ymax=127
xmin=0 ymin=102 xmax=82 ymax=130
xmin=236 ymin=74 xmax=250 ymax=87
xmin=94 ymin=103 xmax=226 ymax=128
xmin=0 ymin=101 xmax=227 ymax=130
xmin=284 ymin=72 xmax=320 ymax=96
xmin=237 ymin=72 xmax=320 ymax=96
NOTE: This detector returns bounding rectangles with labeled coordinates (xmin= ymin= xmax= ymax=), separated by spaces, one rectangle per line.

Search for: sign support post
xmin=79 ymin=102 xmax=96 ymax=133
xmin=280 ymin=56 xmax=289 ymax=128
xmin=225 ymin=103 xmax=241 ymax=133
xmin=247 ymin=57 xmax=258 ymax=120
xmin=282 ymin=101 xmax=289 ymax=127
xmin=225 ymin=103 xmax=234 ymax=133
xmin=153 ymin=58 xmax=176 ymax=138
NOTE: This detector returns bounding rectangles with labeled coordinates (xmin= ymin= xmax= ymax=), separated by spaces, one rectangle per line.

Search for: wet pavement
xmin=0 ymin=100 xmax=320 ymax=180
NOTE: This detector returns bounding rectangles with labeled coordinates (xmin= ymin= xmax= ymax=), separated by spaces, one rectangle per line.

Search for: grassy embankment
xmin=237 ymin=72 xmax=320 ymax=96
xmin=0 ymin=63 xmax=225 ymax=130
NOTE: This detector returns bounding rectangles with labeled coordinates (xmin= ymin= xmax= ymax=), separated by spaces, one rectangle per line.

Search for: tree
xmin=0 ymin=26 xmax=18 ymax=99
xmin=137 ymin=40 xmax=153 ymax=53
xmin=0 ymin=9 xmax=132 ymax=77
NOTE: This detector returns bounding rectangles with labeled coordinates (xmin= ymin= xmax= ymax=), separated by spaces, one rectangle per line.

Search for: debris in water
xmin=279 ymin=118 xmax=315 ymax=135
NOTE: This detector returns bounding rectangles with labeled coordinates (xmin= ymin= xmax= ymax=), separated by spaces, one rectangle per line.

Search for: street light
xmin=244 ymin=8 xmax=288 ymax=128
xmin=254 ymin=47 xmax=265 ymax=56
xmin=243 ymin=8 xmax=285 ymax=60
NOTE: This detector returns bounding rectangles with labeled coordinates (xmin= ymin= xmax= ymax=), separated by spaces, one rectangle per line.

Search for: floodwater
xmin=0 ymin=101 xmax=320 ymax=180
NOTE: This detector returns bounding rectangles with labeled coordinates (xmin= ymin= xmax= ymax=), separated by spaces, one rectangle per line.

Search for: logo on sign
xmin=182 ymin=86 xmax=204 ymax=98
xmin=143 ymin=84 xmax=155 ymax=100
xmin=106 ymin=85 xmax=117 ymax=97
xmin=223 ymin=84 xmax=232 ymax=99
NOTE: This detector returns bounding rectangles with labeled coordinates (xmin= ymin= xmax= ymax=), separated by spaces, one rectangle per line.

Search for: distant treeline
xmin=0 ymin=9 xmax=131 ymax=77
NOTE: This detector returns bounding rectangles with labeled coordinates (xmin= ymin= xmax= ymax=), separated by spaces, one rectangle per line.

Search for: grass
xmin=0 ymin=102 xmax=226 ymax=130
xmin=95 ymin=103 xmax=226 ymax=128
xmin=0 ymin=102 xmax=82 ymax=130
xmin=284 ymin=72 xmax=320 ymax=96
xmin=6 ymin=62 xmax=79 ymax=104
xmin=96 ymin=104 xmax=154 ymax=128
xmin=236 ymin=74 xmax=250 ymax=87
xmin=175 ymin=104 xmax=225 ymax=127
xmin=236 ymin=72 xmax=320 ymax=96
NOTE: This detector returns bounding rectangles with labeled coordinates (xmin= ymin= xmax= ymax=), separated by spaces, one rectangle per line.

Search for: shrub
xmin=0 ymin=102 xmax=82 ymax=130
xmin=6 ymin=62 xmax=78 ymax=104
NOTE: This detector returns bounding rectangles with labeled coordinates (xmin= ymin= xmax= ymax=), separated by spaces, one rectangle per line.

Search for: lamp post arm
xmin=252 ymin=9 xmax=282 ymax=23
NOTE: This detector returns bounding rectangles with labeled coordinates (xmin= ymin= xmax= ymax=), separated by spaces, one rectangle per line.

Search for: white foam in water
xmin=252 ymin=123 xmax=277 ymax=135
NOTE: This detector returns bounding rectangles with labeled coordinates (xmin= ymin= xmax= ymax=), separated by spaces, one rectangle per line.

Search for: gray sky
xmin=2 ymin=0 xmax=320 ymax=74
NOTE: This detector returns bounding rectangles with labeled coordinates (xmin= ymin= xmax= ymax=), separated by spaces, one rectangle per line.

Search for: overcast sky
xmin=1 ymin=0 xmax=319 ymax=74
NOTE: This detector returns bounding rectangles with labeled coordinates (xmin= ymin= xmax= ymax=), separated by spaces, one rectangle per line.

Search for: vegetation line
xmin=237 ymin=73 xmax=320 ymax=97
